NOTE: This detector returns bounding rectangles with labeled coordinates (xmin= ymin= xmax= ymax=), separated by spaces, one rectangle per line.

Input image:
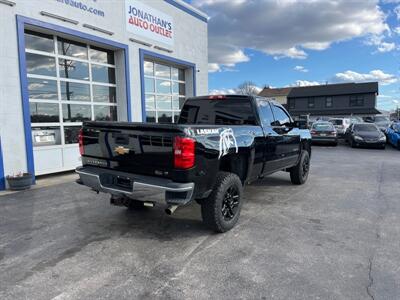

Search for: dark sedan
xmin=310 ymin=122 xmax=338 ymax=146
xmin=345 ymin=123 xmax=386 ymax=149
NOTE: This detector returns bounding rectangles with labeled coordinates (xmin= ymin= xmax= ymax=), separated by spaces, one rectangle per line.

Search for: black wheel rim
xmin=302 ymin=155 xmax=310 ymax=179
xmin=221 ymin=186 xmax=240 ymax=221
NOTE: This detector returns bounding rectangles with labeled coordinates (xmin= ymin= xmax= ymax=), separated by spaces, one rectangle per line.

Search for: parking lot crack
xmin=366 ymin=257 xmax=375 ymax=300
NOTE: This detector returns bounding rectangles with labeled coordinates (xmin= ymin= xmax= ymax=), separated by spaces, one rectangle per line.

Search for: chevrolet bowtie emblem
xmin=114 ymin=146 xmax=130 ymax=155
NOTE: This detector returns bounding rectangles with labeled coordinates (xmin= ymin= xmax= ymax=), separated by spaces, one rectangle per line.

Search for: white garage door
xmin=24 ymin=29 xmax=118 ymax=175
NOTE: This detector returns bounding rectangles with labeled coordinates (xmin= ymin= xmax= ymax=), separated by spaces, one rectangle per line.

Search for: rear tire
xmin=290 ymin=151 xmax=310 ymax=185
xmin=201 ymin=172 xmax=243 ymax=233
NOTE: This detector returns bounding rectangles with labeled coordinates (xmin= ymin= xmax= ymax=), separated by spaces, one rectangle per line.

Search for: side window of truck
xmin=257 ymin=100 xmax=274 ymax=127
xmin=271 ymin=105 xmax=291 ymax=126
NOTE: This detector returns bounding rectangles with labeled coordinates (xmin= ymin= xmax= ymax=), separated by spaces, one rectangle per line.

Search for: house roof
xmin=288 ymin=82 xmax=378 ymax=98
xmin=289 ymin=107 xmax=381 ymax=116
xmin=258 ymin=87 xmax=292 ymax=97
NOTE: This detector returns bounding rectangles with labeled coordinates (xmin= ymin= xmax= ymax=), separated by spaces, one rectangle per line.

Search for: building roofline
xmin=164 ymin=0 xmax=208 ymax=23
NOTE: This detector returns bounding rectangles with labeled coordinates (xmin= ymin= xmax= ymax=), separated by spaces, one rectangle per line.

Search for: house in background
xmin=259 ymin=82 xmax=380 ymax=118
xmin=258 ymin=86 xmax=292 ymax=105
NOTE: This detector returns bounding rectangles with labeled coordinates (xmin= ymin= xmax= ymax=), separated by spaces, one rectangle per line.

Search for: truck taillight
xmin=78 ymin=128 xmax=84 ymax=156
xmin=174 ymin=136 xmax=195 ymax=169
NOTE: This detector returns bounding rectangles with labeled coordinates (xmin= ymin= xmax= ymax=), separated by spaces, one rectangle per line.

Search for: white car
xmin=329 ymin=118 xmax=351 ymax=136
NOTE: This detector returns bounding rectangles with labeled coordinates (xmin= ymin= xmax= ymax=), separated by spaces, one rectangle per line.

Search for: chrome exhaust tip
xmin=165 ymin=205 xmax=178 ymax=215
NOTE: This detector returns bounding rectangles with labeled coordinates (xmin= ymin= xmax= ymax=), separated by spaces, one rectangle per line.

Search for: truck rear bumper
xmin=76 ymin=166 xmax=194 ymax=205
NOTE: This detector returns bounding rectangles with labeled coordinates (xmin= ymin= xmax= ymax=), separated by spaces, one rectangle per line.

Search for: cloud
xmin=294 ymin=66 xmax=309 ymax=73
xmin=208 ymin=63 xmax=221 ymax=73
xmin=333 ymin=70 xmax=398 ymax=85
xmin=365 ymin=34 xmax=397 ymax=52
xmin=193 ymin=0 xmax=388 ymax=68
xmin=290 ymin=80 xmax=321 ymax=87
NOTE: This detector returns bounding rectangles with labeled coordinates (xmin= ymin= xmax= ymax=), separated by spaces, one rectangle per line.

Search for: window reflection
xmin=158 ymin=111 xmax=172 ymax=123
xmin=62 ymin=104 xmax=91 ymax=122
xmin=156 ymin=95 xmax=172 ymax=110
xmin=144 ymin=61 xmax=153 ymax=76
xmin=90 ymin=46 xmax=114 ymax=64
xmin=24 ymin=30 xmax=54 ymax=53
xmin=26 ymin=53 xmax=56 ymax=76
xmin=28 ymin=78 xmax=58 ymax=100
xmin=156 ymin=80 xmax=171 ymax=94
xmin=30 ymin=102 xmax=60 ymax=123
xmin=60 ymin=82 xmax=90 ymax=101
xmin=59 ymin=59 xmax=89 ymax=80
xmin=146 ymin=111 xmax=156 ymax=123
xmin=57 ymin=37 xmax=88 ymax=59
xmin=93 ymin=105 xmax=117 ymax=121
xmin=155 ymin=64 xmax=170 ymax=78
xmin=91 ymin=64 xmax=116 ymax=83
xmin=32 ymin=127 xmax=61 ymax=146
xmin=64 ymin=126 xmax=81 ymax=144
xmin=92 ymin=85 xmax=116 ymax=103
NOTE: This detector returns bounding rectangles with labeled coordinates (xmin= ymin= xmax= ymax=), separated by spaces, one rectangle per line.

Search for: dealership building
xmin=0 ymin=0 xmax=208 ymax=190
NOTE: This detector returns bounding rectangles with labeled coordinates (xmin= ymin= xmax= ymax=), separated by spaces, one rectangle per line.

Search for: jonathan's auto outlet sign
xmin=125 ymin=0 xmax=174 ymax=46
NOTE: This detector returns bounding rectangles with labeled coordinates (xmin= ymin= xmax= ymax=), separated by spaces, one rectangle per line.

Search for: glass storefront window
xmin=26 ymin=53 xmax=56 ymax=76
xmin=30 ymin=102 xmax=60 ymax=123
xmin=60 ymin=81 xmax=90 ymax=102
xmin=28 ymin=78 xmax=58 ymax=100
xmin=91 ymin=64 xmax=116 ymax=83
xmin=90 ymin=46 xmax=114 ymax=64
xmin=25 ymin=31 xmax=118 ymax=147
xmin=144 ymin=61 xmax=154 ymax=76
xmin=156 ymin=80 xmax=171 ymax=94
xmin=32 ymin=127 xmax=61 ymax=146
xmin=144 ymin=59 xmax=187 ymax=123
xmin=62 ymin=104 xmax=91 ymax=122
xmin=59 ymin=59 xmax=89 ymax=80
xmin=24 ymin=30 xmax=54 ymax=53
xmin=64 ymin=126 xmax=81 ymax=144
xmin=93 ymin=85 xmax=116 ymax=103
xmin=155 ymin=63 xmax=170 ymax=78
xmin=57 ymin=37 xmax=88 ymax=59
xmin=94 ymin=105 xmax=117 ymax=121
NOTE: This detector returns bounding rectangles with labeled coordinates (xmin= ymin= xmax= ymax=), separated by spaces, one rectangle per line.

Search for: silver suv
xmin=329 ymin=118 xmax=351 ymax=137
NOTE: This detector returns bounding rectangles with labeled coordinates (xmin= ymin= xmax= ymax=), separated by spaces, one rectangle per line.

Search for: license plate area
xmin=114 ymin=175 xmax=133 ymax=190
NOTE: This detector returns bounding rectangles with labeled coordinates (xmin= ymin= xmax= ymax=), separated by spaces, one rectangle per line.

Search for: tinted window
xmin=60 ymin=82 xmax=90 ymax=101
xmin=353 ymin=124 xmax=378 ymax=132
xmin=26 ymin=53 xmax=56 ymax=76
xmin=59 ymin=59 xmax=89 ymax=80
xmin=257 ymin=100 xmax=274 ymax=127
xmin=179 ymin=98 xmax=257 ymax=125
xmin=271 ymin=105 xmax=291 ymax=126
xmin=57 ymin=37 xmax=87 ymax=59
xmin=28 ymin=78 xmax=58 ymax=100
xmin=90 ymin=46 xmax=114 ymax=64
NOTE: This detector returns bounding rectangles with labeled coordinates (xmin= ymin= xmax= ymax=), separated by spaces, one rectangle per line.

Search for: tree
xmin=236 ymin=81 xmax=260 ymax=96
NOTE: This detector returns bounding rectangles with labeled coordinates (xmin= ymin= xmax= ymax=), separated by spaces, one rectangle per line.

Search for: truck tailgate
xmin=82 ymin=122 xmax=184 ymax=177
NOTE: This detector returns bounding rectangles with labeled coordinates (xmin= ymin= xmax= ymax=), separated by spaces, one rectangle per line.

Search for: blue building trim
xmin=0 ymin=137 xmax=5 ymax=190
xmin=139 ymin=48 xmax=196 ymax=122
xmin=164 ymin=0 xmax=208 ymax=23
xmin=16 ymin=15 xmax=132 ymax=180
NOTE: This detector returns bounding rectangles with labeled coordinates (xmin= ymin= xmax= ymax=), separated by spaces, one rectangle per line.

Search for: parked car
xmin=345 ymin=123 xmax=386 ymax=149
xmin=310 ymin=121 xmax=338 ymax=146
xmin=386 ymin=122 xmax=400 ymax=149
xmin=364 ymin=115 xmax=391 ymax=133
xmin=329 ymin=118 xmax=351 ymax=137
xmin=76 ymin=95 xmax=312 ymax=233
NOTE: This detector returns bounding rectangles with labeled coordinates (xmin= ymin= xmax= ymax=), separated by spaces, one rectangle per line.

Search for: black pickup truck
xmin=76 ymin=95 xmax=311 ymax=232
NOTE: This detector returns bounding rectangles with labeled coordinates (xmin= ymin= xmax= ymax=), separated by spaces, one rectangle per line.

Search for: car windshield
xmin=353 ymin=124 xmax=378 ymax=132
xmin=312 ymin=123 xmax=334 ymax=131
xmin=329 ymin=119 xmax=343 ymax=125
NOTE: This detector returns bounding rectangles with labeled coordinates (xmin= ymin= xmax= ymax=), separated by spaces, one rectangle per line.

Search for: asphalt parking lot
xmin=0 ymin=144 xmax=399 ymax=300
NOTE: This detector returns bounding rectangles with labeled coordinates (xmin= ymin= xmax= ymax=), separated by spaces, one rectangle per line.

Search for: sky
xmin=186 ymin=0 xmax=400 ymax=111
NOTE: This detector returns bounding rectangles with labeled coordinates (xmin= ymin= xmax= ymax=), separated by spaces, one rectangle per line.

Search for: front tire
xmin=201 ymin=172 xmax=243 ymax=233
xmin=290 ymin=150 xmax=310 ymax=185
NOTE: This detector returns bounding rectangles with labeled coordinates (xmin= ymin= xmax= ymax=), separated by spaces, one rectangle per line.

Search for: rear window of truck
xmin=178 ymin=98 xmax=257 ymax=125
